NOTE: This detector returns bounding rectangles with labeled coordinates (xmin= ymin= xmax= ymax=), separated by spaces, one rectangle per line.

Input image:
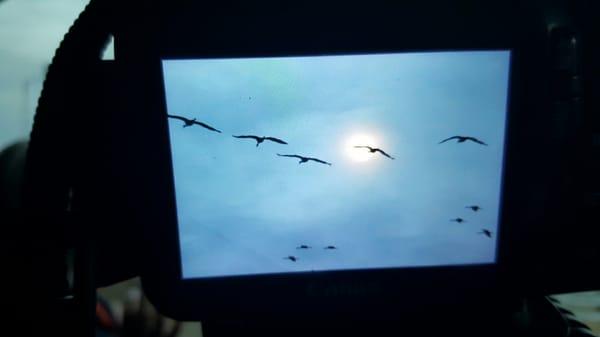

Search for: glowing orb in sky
xmin=345 ymin=133 xmax=378 ymax=162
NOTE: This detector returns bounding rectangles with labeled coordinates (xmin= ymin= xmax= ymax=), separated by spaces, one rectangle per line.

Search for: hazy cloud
xmin=164 ymin=51 xmax=510 ymax=278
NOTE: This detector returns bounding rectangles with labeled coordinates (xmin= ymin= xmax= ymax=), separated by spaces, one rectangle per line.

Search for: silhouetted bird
xmin=324 ymin=246 xmax=337 ymax=250
xmin=439 ymin=136 xmax=487 ymax=145
xmin=167 ymin=114 xmax=221 ymax=133
xmin=233 ymin=135 xmax=288 ymax=147
xmin=284 ymin=256 xmax=298 ymax=262
xmin=277 ymin=154 xmax=332 ymax=166
xmin=451 ymin=218 xmax=466 ymax=223
xmin=296 ymin=245 xmax=311 ymax=249
xmin=479 ymin=229 xmax=492 ymax=238
xmin=353 ymin=146 xmax=395 ymax=159
xmin=466 ymin=205 xmax=482 ymax=212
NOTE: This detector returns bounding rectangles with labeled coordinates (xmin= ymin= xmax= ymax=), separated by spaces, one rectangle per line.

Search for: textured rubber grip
xmin=21 ymin=0 xmax=113 ymax=300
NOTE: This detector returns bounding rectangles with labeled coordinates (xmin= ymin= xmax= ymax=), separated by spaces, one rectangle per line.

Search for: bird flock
xmin=168 ymin=112 xmax=494 ymax=264
xmin=451 ymin=205 xmax=493 ymax=239
xmin=283 ymin=244 xmax=338 ymax=263
xmin=167 ymin=113 xmax=395 ymax=165
xmin=443 ymin=138 xmax=494 ymax=239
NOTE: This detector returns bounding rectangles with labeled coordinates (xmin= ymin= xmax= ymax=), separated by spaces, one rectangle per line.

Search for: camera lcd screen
xmin=162 ymin=51 xmax=511 ymax=279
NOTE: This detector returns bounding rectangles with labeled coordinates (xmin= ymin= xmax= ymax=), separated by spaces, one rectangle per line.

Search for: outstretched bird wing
xmin=264 ymin=137 xmax=288 ymax=145
xmin=479 ymin=230 xmax=492 ymax=238
xmin=466 ymin=137 xmax=488 ymax=145
xmin=233 ymin=135 xmax=260 ymax=141
xmin=308 ymin=157 xmax=332 ymax=166
xmin=375 ymin=149 xmax=395 ymax=159
xmin=192 ymin=120 xmax=221 ymax=133
xmin=167 ymin=114 xmax=191 ymax=123
xmin=353 ymin=146 xmax=372 ymax=150
xmin=277 ymin=154 xmax=302 ymax=159
xmin=438 ymin=136 xmax=459 ymax=144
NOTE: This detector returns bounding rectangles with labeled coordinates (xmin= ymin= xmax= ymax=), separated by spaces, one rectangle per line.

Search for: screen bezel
xmin=117 ymin=0 xmax=551 ymax=320
xmin=154 ymin=50 xmax=510 ymax=321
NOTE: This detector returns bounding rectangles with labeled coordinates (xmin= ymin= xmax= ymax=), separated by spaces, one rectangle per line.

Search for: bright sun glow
xmin=345 ymin=133 xmax=378 ymax=162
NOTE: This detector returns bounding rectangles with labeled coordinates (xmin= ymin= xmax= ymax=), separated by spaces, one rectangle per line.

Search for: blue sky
xmin=162 ymin=51 xmax=511 ymax=279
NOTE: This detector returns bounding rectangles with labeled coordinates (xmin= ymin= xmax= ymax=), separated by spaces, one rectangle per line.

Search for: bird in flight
xmin=284 ymin=256 xmax=298 ymax=262
xmin=167 ymin=114 xmax=221 ymax=133
xmin=451 ymin=218 xmax=466 ymax=223
xmin=324 ymin=246 xmax=337 ymax=250
xmin=277 ymin=154 xmax=332 ymax=166
xmin=478 ymin=229 xmax=493 ymax=238
xmin=353 ymin=146 xmax=395 ymax=159
xmin=233 ymin=135 xmax=288 ymax=147
xmin=439 ymin=136 xmax=487 ymax=145
xmin=296 ymin=245 xmax=311 ymax=249
xmin=466 ymin=205 xmax=482 ymax=212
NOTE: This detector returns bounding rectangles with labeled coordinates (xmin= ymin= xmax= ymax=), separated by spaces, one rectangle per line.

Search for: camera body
xmin=20 ymin=0 xmax=598 ymax=325
xmin=113 ymin=0 xmax=596 ymax=320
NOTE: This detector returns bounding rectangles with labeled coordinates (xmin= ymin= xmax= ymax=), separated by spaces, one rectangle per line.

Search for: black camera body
xmin=15 ymin=0 xmax=599 ymax=330
xmin=106 ymin=0 xmax=598 ymax=320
